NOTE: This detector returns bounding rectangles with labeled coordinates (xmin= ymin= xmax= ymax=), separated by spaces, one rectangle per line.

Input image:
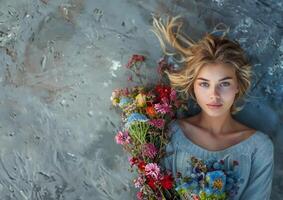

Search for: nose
xmin=210 ymin=85 xmax=220 ymax=100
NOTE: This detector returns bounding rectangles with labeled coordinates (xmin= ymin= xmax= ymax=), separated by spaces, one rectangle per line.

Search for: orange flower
xmin=137 ymin=160 xmax=146 ymax=172
xmin=146 ymin=106 xmax=157 ymax=117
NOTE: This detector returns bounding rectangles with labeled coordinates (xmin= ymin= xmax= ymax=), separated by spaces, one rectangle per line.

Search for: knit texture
xmin=161 ymin=120 xmax=274 ymax=200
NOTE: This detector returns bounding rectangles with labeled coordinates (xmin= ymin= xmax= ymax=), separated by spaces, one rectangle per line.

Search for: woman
xmin=152 ymin=16 xmax=274 ymax=200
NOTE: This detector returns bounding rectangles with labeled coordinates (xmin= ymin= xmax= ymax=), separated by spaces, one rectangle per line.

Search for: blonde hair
xmin=151 ymin=15 xmax=252 ymax=114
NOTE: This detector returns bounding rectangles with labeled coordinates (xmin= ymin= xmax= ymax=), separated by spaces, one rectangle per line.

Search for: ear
xmin=236 ymin=87 xmax=239 ymax=94
xmin=235 ymin=84 xmax=239 ymax=94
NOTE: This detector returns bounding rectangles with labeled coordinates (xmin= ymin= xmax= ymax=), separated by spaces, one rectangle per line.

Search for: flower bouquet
xmin=111 ymin=54 xmax=187 ymax=199
xmin=175 ymin=156 xmax=244 ymax=200
xmin=111 ymin=55 xmax=243 ymax=200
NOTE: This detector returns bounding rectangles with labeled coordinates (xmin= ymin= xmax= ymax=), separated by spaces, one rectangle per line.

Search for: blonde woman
xmin=152 ymin=15 xmax=274 ymax=200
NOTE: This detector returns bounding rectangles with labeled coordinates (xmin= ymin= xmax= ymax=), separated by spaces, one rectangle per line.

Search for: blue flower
xmin=125 ymin=113 xmax=148 ymax=128
xmin=204 ymin=157 xmax=217 ymax=169
xmin=118 ymin=97 xmax=132 ymax=107
xmin=205 ymin=171 xmax=226 ymax=195
xmin=213 ymin=162 xmax=221 ymax=170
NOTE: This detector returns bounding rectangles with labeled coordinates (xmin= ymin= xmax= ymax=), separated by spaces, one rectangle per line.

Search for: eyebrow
xmin=196 ymin=77 xmax=233 ymax=81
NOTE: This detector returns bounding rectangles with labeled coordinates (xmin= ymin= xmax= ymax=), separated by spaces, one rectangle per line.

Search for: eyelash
xmin=220 ymin=82 xmax=230 ymax=87
xmin=199 ymin=82 xmax=209 ymax=87
xmin=199 ymin=82 xmax=230 ymax=87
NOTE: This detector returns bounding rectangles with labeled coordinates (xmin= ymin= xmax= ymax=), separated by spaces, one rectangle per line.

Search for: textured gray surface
xmin=0 ymin=0 xmax=282 ymax=199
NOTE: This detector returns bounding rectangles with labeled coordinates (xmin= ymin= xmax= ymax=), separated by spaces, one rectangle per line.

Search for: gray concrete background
xmin=0 ymin=0 xmax=282 ymax=199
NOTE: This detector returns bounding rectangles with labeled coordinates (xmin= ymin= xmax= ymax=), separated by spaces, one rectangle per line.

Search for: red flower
xmin=160 ymin=174 xmax=174 ymax=189
xmin=147 ymin=176 xmax=157 ymax=190
xmin=154 ymin=85 xmax=171 ymax=102
xmin=138 ymin=160 xmax=146 ymax=172
xmin=126 ymin=54 xmax=145 ymax=68
xmin=128 ymin=157 xmax=139 ymax=167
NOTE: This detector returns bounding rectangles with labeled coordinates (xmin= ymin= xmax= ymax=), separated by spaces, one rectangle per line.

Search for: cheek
xmin=220 ymin=87 xmax=238 ymax=99
xmin=194 ymin=86 xmax=207 ymax=102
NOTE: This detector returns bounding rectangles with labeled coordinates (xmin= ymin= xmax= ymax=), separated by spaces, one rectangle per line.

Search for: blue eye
xmin=220 ymin=82 xmax=230 ymax=87
xmin=199 ymin=82 xmax=209 ymax=87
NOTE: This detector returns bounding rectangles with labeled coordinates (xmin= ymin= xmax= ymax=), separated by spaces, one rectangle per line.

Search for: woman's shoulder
xmin=233 ymin=120 xmax=274 ymax=153
xmin=167 ymin=119 xmax=179 ymax=137
xmin=166 ymin=119 xmax=187 ymax=144
xmin=253 ymin=130 xmax=274 ymax=151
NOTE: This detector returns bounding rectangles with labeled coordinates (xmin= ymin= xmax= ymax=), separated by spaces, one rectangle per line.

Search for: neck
xmin=196 ymin=111 xmax=234 ymax=136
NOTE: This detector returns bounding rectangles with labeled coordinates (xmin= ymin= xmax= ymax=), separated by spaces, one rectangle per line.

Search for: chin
xmin=205 ymin=111 xmax=224 ymax=117
xmin=202 ymin=107 xmax=231 ymax=117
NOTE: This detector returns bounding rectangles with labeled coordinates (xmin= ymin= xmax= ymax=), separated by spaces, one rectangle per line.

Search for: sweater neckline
xmin=174 ymin=120 xmax=259 ymax=154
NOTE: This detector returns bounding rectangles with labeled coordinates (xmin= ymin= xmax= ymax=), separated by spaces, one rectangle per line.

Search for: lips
xmin=207 ymin=103 xmax=223 ymax=108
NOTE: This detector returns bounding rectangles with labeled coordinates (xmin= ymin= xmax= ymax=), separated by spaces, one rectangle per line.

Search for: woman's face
xmin=193 ymin=63 xmax=239 ymax=117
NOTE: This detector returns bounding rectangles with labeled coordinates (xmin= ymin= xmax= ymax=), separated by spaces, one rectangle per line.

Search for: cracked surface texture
xmin=0 ymin=0 xmax=282 ymax=199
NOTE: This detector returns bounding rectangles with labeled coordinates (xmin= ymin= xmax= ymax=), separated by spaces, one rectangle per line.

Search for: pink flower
xmin=145 ymin=163 xmax=160 ymax=180
xmin=154 ymin=99 xmax=171 ymax=114
xmin=148 ymin=119 xmax=165 ymax=129
xmin=136 ymin=191 xmax=143 ymax=200
xmin=122 ymin=88 xmax=130 ymax=96
xmin=115 ymin=131 xmax=131 ymax=145
xmin=128 ymin=156 xmax=139 ymax=167
xmin=133 ymin=176 xmax=145 ymax=188
xmin=143 ymin=143 xmax=158 ymax=159
xmin=126 ymin=54 xmax=145 ymax=68
xmin=170 ymin=89 xmax=177 ymax=102
xmin=191 ymin=194 xmax=201 ymax=200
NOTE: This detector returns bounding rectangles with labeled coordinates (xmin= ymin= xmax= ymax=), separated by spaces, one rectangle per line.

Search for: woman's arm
xmin=240 ymin=137 xmax=274 ymax=200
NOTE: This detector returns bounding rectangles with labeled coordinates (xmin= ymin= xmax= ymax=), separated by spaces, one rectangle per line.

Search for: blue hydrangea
xmin=204 ymin=157 xmax=217 ymax=169
xmin=213 ymin=162 xmax=221 ymax=170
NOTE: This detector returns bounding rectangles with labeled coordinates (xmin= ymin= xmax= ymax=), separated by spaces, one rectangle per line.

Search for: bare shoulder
xmin=178 ymin=115 xmax=199 ymax=126
xmin=232 ymin=119 xmax=257 ymax=136
xmin=176 ymin=116 xmax=201 ymax=137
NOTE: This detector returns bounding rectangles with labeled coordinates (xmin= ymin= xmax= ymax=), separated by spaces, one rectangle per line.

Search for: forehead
xmin=196 ymin=63 xmax=236 ymax=79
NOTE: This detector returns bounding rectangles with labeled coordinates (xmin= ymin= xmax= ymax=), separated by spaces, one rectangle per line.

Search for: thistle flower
xmin=142 ymin=143 xmax=158 ymax=159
